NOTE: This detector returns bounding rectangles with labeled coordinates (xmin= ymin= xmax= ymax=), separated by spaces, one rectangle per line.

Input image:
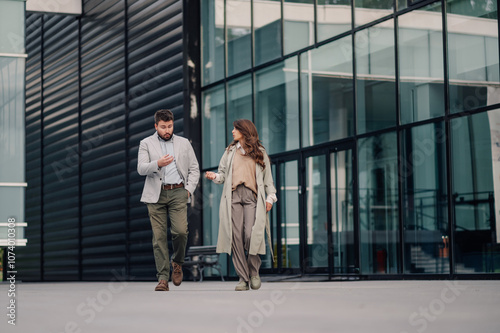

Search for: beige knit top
xmin=231 ymin=149 xmax=257 ymax=194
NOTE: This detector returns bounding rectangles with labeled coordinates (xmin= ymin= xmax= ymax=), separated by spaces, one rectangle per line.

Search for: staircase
xmin=410 ymin=246 xmax=476 ymax=273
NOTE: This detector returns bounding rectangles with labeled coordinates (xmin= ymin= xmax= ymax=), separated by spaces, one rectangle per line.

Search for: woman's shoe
xmin=235 ymin=280 xmax=249 ymax=291
xmin=250 ymin=276 xmax=261 ymax=290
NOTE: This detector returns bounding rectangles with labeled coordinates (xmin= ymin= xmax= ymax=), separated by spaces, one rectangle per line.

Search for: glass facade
xmin=451 ymin=109 xmax=500 ymax=273
xmin=200 ymin=0 xmax=500 ymax=278
xmin=0 ymin=0 xmax=27 ymax=252
xmin=447 ymin=0 xmax=499 ymax=114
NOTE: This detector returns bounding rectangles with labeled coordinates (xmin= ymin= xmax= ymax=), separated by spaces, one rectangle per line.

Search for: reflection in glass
xmin=398 ymin=3 xmax=444 ymax=124
xmin=263 ymin=164 xmax=279 ymax=269
xmin=227 ymin=0 xmax=251 ymax=76
xmin=355 ymin=0 xmax=393 ymax=27
xmin=0 ymin=0 xmax=25 ymax=54
xmin=306 ymin=155 xmax=328 ymax=267
xmin=284 ymin=0 xmax=314 ymax=55
xmin=255 ymin=58 xmax=300 ymax=155
xmin=0 ymin=57 xmax=25 ymax=183
xmin=227 ymin=74 xmax=253 ymax=143
xmin=202 ymin=171 xmax=223 ymax=246
xmin=202 ymin=170 xmax=228 ymax=276
xmin=202 ymin=0 xmax=225 ymax=85
xmin=401 ymin=123 xmax=449 ymax=274
xmin=451 ymin=110 xmax=500 ymax=273
xmin=0 ymin=56 xmax=25 ymax=239
xmin=301 ymin=35 xmax=354 ymax=147
xmin=317 ymin=0 xmax=351 ymax=42
xmin=202 ymin=84 xmax=225 ymax=169
xmin=254 ymin=0 xmax=282 ymax=66
xmin=331 ymin=150 xmax=355 ymax=273
xmin=447 ymin=0 xmax=499 ymax=113
xmin=358 ymin=132 xmax=399 ymax=274
xmin=356 ymin=21 xmax=396 ymax=134
xmin=279 ymin=161 xmax=300 ymax=269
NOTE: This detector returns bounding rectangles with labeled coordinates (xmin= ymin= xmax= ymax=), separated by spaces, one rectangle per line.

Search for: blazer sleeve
xmin=185 ymin=143 xmax=200 ymax=195
xmin=137 ymin=139 xmax=160 ymax=176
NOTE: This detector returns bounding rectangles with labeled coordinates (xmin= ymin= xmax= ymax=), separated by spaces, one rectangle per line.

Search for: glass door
xmin=303 ymin=144 xmax=358 ymax=275
xmin=330 ymin=149 xmax=357 ymax=274
xmin=262 ymin=156 xmax=302 ymax=273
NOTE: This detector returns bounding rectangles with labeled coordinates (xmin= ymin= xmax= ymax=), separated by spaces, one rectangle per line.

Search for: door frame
xmin=301 ymin=140 xmax=360 ymax=278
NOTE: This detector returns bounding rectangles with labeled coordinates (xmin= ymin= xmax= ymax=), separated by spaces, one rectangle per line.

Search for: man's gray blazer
xmin=137 ymin=133 xmax=200 ymax=204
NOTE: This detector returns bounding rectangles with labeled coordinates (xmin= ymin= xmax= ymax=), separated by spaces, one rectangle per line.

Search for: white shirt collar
xmin=236 ymin=142 xmax=246 ymax=155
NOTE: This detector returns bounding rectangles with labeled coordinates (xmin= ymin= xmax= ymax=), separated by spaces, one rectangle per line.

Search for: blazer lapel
xmin=172 ymin=134 xmax=180 ymax=159
xmin=150 ymin=132 xmax=163 ymax=159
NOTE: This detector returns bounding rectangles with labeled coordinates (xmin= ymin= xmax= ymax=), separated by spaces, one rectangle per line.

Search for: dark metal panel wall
xmin=127 ymin=0 xmax=185 ymax=278
xmin=41 ymin=14 xmax=80 ymax=280
xmin=20 ymin=0 xmax=188 ymax=281
xmin=80 ymin=0 xmax=128 ymax=280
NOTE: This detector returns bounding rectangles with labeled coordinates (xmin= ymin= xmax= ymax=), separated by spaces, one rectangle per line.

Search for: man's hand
xmin=157 ymin=154 xmax=174 ymax=167
xmin=266 ymin=202 xmax=273 ymax=212
xmin=205 ymin=171 xmax=216 ymax=180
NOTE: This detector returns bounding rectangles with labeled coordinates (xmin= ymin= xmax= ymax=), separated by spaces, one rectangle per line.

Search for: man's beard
xmin=160 ymin=132 xmax=172 ymax=141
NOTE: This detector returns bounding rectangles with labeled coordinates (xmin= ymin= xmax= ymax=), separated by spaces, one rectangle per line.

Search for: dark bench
xmin=183 ymin=245 xmax=225 ymax=282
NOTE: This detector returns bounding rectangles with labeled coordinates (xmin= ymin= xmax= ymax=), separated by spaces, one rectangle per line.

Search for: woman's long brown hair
xmin=228 ymin=119 xmax=266 ymax=170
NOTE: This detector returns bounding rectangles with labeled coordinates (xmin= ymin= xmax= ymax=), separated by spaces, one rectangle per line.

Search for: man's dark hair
xmin=154 ymin=109 xmax=174 ymax=124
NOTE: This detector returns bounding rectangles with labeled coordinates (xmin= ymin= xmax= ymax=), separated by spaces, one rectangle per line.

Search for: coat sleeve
xmin=137 ymin=139 xmax=160 ymax=177
xmin=185 ymin=142 xmax=200 ymax=195
xmin=213 ymin=149 xmax=229 ymax=184
xmin=262 ymin=152 xmax=277 ymax=196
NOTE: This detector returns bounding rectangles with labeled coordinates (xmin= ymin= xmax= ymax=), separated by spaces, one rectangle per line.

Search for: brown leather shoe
xmin=155 ymin=280 xmax=169 ymax=291
xmin=171 ymin=261 xmax=183 ymax=286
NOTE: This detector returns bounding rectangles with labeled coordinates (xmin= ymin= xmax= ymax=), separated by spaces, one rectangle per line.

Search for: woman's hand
xmin=266 ymin=202 xmax=273 ymax=212
xmin=205 ymin=171 xmax=216 ymax=180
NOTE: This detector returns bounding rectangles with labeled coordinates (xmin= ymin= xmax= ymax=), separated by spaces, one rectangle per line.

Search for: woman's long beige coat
xmin=213 ymin=146 xmax=276 ymax=258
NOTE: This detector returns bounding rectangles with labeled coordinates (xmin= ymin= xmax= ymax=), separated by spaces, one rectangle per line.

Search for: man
xmin=137 ymin=109 xmax=200 ymax=291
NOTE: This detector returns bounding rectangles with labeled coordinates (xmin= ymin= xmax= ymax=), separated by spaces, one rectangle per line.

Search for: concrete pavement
xmin=1 ymin=279 xmax=500 ymax=333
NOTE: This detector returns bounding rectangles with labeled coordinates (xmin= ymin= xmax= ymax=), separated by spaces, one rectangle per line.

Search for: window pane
xmin=0 ymin=57 xmax=25 ymax=182
xmin=202 ymin=171 xmax=229 ymax=276
xmin=447 ymin=0 xmax=499 ymax=113
xmin=301 ymin=35 xmax=354 ymax=147
xmin=254 ymin=0 xmax=282 ymax=66
xmin=202 ymin=84 xmax=225 ymax=169
xmin=255 ymin=58 xmax=300 ymax=154
xmin=202 ymin=171 xmax=223 ymax=246
xmin=0 ymin=0 xmax=25 ymax=54
xmin=0 ymin=187 xmax=24 ymax=224
xmin=227 ymin=74 xmax=252 ymax=143
xmin=284 ymin=0 xmax=314 ymax=55
xmin=451 ymin=110 xmax=500 ymax=273
xmin=280 ymin=161 xmax=300 ymax=269
xmin=201 ymin=0 xmax=225 ymax=85
xmin=331 ymin=150 xmax=356 ymax=273
xmin=401 ymin=123 xmax=449 ymax=274
xmin=227 ymin=0 xmax=251 ymax=76
xmin=306 ymin=155 xmax=328 ymax=267
xmin=355 ymin=0 xmax=393 ymax=27
xmin=358 ymin=132 xmax=399 ymax=274
xmin=356 ymin=21 xmax=396 ymax=134
xmin=263 ymin=164 xmax=279 ymax=269
xmin=317 ymin=0 xmax=352 ymax=42
xmin=398 ymin=3 xmax=445 ymax=124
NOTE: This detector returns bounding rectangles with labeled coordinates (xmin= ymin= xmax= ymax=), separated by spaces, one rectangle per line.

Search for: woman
xmin=205 ymin=119 xmax=277 ymax=291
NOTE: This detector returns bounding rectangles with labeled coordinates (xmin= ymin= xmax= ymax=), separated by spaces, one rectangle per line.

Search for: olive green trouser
xmin=147 ymin=187 xmax=189 ymax=282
